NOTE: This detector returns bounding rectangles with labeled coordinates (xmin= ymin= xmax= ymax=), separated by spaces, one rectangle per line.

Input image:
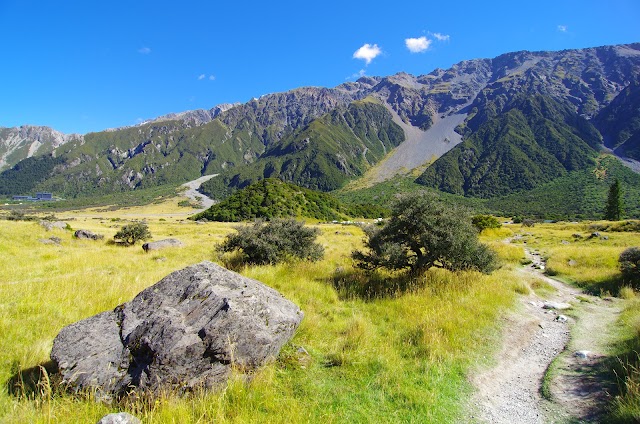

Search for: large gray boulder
xmin=142 ymin=238 xmax=183 ymax=252
xmin=50 ymin=261 xmax=303 ymax=399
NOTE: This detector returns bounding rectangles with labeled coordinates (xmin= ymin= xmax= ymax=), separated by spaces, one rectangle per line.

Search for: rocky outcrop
xmin=74 ymin=229 xmax=104 ymax=240
xmin=40 ymin=220 xmax=68 ymax=231
xmin=142 ymin=238 xmax=183 ymax=252
xmin=0 ymin=125 xmax=82 ymax=171
xmin=50 ymin=261 xmax=303 ymax=399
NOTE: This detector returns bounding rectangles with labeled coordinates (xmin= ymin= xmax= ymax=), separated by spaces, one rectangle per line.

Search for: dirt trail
xmin=469 ymin=245 xmax=623 ymax=423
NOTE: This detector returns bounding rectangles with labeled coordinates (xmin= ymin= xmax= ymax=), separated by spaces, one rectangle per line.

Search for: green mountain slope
xmin=593 ymin=80 xmax=640 ymax=160
xmin=416 ymin=95 xmax=600 ymax=197
xmin=0 ymin=155 xmax=64 ymax=196
xmin=485 ymin=155 xmax=640 ymax=219
xmin=30 ymin=119 xmax=265 ymax=197
xmin=200 ymin=100 xmax=404 ymax=199
xmin=192 ymin=178 xmax=386 ymax=222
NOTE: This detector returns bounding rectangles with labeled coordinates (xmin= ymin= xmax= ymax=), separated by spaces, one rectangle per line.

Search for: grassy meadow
xmin=1 ymin=199 xmax=639 ymax=422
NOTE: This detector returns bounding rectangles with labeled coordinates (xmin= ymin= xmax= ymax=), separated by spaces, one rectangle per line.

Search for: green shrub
xmin=620 ymin=247 xmax=640 ymax=288
xmin=472 ymin=214 xmax=502 ymax=231
xmin=217 ymin=219 xmax=324 ymax=265
xmin=113 ymin=222 xmax=151 ymax=246
xmin=352 ymin=192 xmax=498 ymax=275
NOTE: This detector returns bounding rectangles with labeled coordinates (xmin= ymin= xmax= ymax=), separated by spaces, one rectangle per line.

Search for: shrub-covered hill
xmin=192 ymin=178 xmax=388 ymax=222
xmin=416 ymin=95 xmax=601 ymax=198
xmin=485 ymin=155 xmax=640 ymax=220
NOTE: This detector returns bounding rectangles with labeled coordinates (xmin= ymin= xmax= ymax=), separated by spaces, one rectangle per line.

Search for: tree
xmin=472 ymin=214 xmax=502 ymax=231
xmin=352 ymin=192 xmax=498 ymax=275
xmin=114 ymin=222 xmax=151 ymax=246
xmin=605 ymin=179 xmax=624 ymax=221
xmin=619 ymin=247 xmax=640 ymax=288
xmin=217 ymin=219 xmax=324 ymax=265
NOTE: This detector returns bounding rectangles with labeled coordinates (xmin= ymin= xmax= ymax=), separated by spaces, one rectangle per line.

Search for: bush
xmin=472 ymin=215 xmax=502 ymax=231
xmin=113 ymin=222 xmax=151 ymax=246
xmin=620 ymin=247 xmax=640 ymax=288
xmin=217 ymin=219 xmax=324 ymax=265
xmin=351 ymin=192 xmax=498 ymax=275
xmin=522 ymin=219 xmax=536 ymax=227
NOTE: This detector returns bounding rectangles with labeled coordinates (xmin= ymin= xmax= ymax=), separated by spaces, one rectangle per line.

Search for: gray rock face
xmin=50 ymin=261 xmax=303 ymax=398
xmin=142 ymin=238 xmax=183 ymax=252
xmin=74 ymin=229 xmax=104 ymax=240
xmin=40 ymin=220 xmax=68 ymax=231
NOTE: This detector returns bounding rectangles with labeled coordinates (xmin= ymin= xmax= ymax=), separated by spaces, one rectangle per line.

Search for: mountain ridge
xmin=2 ymin=42 xmax=640 ymax=204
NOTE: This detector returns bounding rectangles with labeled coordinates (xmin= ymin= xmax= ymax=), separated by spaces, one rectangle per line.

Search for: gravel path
xmin=469 ymin=245 xmax=622 ymax=423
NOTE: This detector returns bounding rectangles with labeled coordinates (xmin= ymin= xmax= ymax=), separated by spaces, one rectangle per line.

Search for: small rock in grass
xmin=543 ymin=301 xmax=572 ymax=310
xmin=97 ymin=412 xmax=141 ymax=424
xmin=555 ymin=315 xmax=569 ymax=323
xmin=575 ymin=350 xmax=591 ymax=359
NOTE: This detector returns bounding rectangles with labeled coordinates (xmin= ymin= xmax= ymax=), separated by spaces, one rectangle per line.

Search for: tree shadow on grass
xmin=329 ymin=267 xmax=425 ymax=301
xmin=6 ymin=360 xmax=60 ymax=399
xmin=577 ymin=275 xmax=631 ymax=297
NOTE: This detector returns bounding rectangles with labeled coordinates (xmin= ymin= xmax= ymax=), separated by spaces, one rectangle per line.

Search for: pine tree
xmin=604 ymin=179 xmax=623 ymax=221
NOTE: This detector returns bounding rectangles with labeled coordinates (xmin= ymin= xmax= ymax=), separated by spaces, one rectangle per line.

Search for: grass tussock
xmin=608 ymin=298 xmax=640 ymax=423
xmin=0 ymin=206 xmax=516 ymax=423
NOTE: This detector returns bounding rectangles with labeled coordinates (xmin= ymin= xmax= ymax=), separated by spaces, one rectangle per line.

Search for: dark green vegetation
xmin=113 ymin=222 xmax=151 ymax=246
xmin=337 ymin=155 xmax=640 ymax=220
xmin=217 ymin=219 xmax=324 ymax=265
xmin=352 ymin=192 xmax=498 ymax=274
xmin=606 ymin=179 xmax=624 ymax=221
xmin=193 ymin=179 xmax=388 ymax=222
xmin=484 ymin=155 xmax=640 ymax=220
xmin=619 ymin=247 xmax=640 ymax=288
xmin=472 ymin=214 xmax=502 ymax=231
xmin=417 ymin=95 xmax=600 ymax=198
xmin=200 ymin=100 xmax=404 ymax=199
xmin=0 ymin=155 xmax=63 ymax=195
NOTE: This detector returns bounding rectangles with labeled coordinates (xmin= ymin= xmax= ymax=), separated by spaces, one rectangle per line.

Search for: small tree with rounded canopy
xmin=217 ymin=218 xmax=324 ymax=265
xmin=352 ymin=192 xmax=498 ymax=275
xmin=619 ymin=247 xmax=640 ymax=288
xmin=114 ymin=222 xmax=151 ymax=246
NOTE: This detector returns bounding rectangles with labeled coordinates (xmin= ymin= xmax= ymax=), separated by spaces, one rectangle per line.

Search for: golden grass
xmin=0 ymin=206 xmax=519 ymax=423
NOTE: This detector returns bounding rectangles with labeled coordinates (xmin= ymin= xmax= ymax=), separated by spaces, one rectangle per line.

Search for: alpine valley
xmin=2 ymin=43 xmax=640 ymax=219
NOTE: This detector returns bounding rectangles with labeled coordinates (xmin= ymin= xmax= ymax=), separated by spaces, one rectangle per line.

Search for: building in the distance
xmin=12 ymin=192 xmax=54 ymax=201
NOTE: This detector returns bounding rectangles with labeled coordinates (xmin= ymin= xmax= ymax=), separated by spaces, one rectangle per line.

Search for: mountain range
xmin=2 ymin=43 xmax=640 ymax=213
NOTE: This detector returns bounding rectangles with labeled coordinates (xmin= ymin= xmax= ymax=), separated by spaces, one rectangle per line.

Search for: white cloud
xmin=432 ymin=32 xmax=450 ymax=42
xmin=209 ymin=75 xmax=216 ymax=81
xmin=557 ymin=25 xmax=568 ymax=32
xmin=346 ymin=69 xmax=367 ymax=80
xmin=405 ymin=36 xmax=431 ymax=53
xmin=198 ymin=74 xmax=206 ymax=80
xmin=353 ymin=44 xmax=382 ymax=65
xmin=138 ymin=47 xmax=151 ymax=54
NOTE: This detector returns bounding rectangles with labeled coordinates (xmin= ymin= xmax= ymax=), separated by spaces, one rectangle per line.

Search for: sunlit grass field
xmin=2 ymin=202 xmax=639 ymax=422
xmin=0 ymin=201 xmax=521 ymax=423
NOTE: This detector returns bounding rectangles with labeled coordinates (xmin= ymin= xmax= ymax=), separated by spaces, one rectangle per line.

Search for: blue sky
xmin=1 ymin=0 xmax=639 ymax=135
